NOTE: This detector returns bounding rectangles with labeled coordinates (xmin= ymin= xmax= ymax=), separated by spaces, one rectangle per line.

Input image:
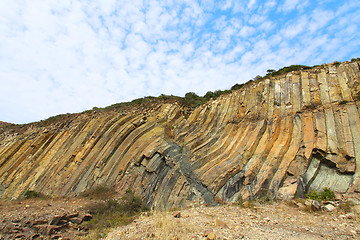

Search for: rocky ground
xmin=0 ymin=198 xmax=94 ymax=240
xmin=106 ymin=201 xmax=360 ymax=240
xmin=0 ymin=198 xmax=359 ymax=240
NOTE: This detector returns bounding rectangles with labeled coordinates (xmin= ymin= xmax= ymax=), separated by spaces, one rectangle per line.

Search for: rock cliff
xmin=1 ymin=60 xmax=360 ymax=209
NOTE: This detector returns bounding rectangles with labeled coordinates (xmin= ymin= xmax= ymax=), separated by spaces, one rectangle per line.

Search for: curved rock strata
xmin=1 ymin=60 xmax=360 ymax=209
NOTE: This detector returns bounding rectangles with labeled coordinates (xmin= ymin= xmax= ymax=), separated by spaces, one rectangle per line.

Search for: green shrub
xmin=339 ymin=100 xmax=349 ymax=105
xmin=319 ymin=188 xmax=335 ymax=201
xmin=83 ymin=189 xmax=148 ymax=239
xmin=305 ymin=188 xmax=335 ymax=201
xmin=230 ymin=83 xmax=245 ymax=91
xmin=305 ymin=190 xmax=320 ymax=201
xmin=253 ymin=75 xmax=264 ymax=81
xmin=182 ymin=92 xmax=207 ymax=107
xmin=24 ymin=190 xmax=45 ymax=199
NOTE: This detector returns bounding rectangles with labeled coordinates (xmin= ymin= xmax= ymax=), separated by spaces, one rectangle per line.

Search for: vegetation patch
xmin=253 ymin=65 xmax=312 ymax=82
xmin=82 ymin=189 xmax=148 ymax=239
xmin=338 ymin=100 xmax=349 ymax=105
xmin=305 ymin=188 xmax=335 ymax=202
xmin=79 ymin=185 xmax=116 ymax=200
xmin=23 ymin=190 xmax=47 ymax=199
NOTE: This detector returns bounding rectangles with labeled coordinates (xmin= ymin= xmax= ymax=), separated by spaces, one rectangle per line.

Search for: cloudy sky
xmin=1 ymin=0 xmax=360 ymax=124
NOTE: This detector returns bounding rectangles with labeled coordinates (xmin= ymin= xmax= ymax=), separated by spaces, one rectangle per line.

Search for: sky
xmin=1 ymin=0 xmax=360 ymax=124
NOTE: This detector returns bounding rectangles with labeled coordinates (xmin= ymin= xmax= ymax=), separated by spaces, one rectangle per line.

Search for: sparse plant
xmin=304 ymin=102 xmax=320 ymax=110
xmin=256 ymin=188 xmax=273 ymax=204
xmin=79 ymin=185 xmax=116 ymax=200
xmin=338 ymin=201 xmax=352 ymax=213
xmin=82 ymin=188 xmax=148 ymax=239
xmin=164 ymin=123 xmax=175 ymax=139
xmin=339 ymin=100 xmax=349 ymax=105
xmin=153 ymin=211 xmax=196 ymax=239
xmin=236 ymin=195 xmax=255 ymax=208
xmin=256 ymin=91 xmax=263 ymax=103
xmin=354 ymin=92 xmax=360 ymax=101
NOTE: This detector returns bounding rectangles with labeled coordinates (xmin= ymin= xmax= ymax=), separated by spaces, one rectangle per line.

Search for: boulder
xmin=173 ymin=211 xmax=181 ymax=218
xmin=323 ymin=204 xmax=336 ymax=212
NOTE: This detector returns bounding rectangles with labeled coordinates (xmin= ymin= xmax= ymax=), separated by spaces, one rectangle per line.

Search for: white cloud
xmin=219 ymin=0 xmax=233 ymax=11
xmin=238 ymin=26 xmax=256 ymax=38
xmin=259 ymin=21 xmax=274 ymax=31
xmin=248 ymin=0 xmax=257 ymax=10
xmin=264 ymin=0 xmax=277 ymax=9
xmin=201 ymin=0 xmax=215 ymax=11
xmin=280 ymin=0 xmax=300 ymax=12
xmin=308 ymin=9 xmax=334 ymax=32
xmin=282 ymin=15 xmax=308 ymax=38
xmin=249 ymin=14 xmax=266 ymax=25
xmin=0 ymin=0 xmax=359 ymax=123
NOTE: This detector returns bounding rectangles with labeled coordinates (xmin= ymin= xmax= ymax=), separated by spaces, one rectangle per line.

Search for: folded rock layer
xmin=1 ymin=60 xmax=360 ymax=209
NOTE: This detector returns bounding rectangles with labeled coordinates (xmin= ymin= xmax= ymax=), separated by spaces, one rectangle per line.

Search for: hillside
xmin=0 ymin=59 xmax=360 ymax=210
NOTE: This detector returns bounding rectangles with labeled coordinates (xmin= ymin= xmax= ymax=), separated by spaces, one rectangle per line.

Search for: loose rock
xmin=173 ymin=211 xmax=181 ymax=218
xmin=324 ymin=204 xmax=336 ymax=212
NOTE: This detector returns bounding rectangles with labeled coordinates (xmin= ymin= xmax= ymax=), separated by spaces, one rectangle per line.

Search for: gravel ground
xmin=106 ymin=202 xmax=360 ymax=240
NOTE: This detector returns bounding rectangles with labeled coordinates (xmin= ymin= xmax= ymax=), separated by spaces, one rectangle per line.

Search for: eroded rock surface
xmin=1 ymin=61 xmax=360 ymax=209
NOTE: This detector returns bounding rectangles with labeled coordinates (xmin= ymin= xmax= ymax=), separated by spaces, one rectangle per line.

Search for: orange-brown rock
xmin=1 ymin=60 xmax=360 ymax=209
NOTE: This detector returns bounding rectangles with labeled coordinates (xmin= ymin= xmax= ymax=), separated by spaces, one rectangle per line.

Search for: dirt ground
xmin=106 ymin=202 xmax=360 ymax=240
xmin=0 ymin=198 xmax=359 ymax=240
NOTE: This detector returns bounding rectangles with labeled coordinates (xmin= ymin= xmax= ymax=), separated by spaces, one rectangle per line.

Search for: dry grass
xmin=152 ymin=212 xmax=197 ymax=240
xmin=80 ymin=189 xmax=148 ymax=240
xmin=105 ymin=201 xmax=360 ymax=240
xmin=78 ymin=185 xmax=116 ymax=200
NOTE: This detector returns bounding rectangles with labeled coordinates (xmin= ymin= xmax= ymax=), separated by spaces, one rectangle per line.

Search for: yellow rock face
xmin=0 ymin=61 xmax=360 ymax=209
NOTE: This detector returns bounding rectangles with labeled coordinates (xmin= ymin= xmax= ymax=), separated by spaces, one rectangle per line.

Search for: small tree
xmin=266 ymin=69 xmax=275 ymax=74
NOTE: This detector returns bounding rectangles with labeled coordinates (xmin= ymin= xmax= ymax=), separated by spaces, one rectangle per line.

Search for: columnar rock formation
xmin=0 ymin=60 xmax=360 ymax=209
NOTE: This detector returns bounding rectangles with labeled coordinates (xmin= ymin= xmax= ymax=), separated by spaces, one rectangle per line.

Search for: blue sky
xmin=1 ymin=0 xmax=360 ymax=124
